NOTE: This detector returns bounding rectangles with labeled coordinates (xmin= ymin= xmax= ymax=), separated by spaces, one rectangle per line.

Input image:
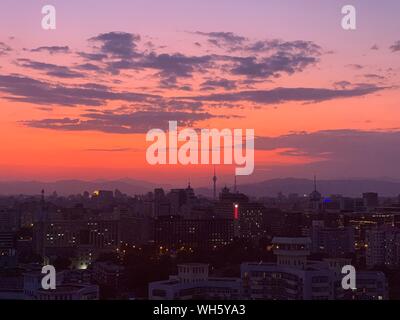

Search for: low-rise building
xmin=149 ymin=263 xmax=242 ymax=300
xmin=33 ymin=284 xmax=99 ymax=300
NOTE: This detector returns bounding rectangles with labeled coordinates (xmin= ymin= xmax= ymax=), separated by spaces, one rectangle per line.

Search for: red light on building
xmin=234 ymin=204 xmax=239 ymax=220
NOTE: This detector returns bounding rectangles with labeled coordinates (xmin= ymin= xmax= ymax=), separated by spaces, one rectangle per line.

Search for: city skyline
xmin=1 ymin=0 xmax=400 ymax=185
xmin=1 ymin=177 xmax=399 ymax=301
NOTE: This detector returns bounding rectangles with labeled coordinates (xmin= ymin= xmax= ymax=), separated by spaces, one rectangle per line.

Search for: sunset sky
xmin=0 ymin=0 xmax=399 ymax=187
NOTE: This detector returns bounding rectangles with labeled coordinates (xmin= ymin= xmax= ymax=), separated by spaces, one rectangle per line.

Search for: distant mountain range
xmin=197 ymin=178 xmax=400 ymax=198
xmin=1 ymin=178 xmax=400 ymax=197
xmin=0 ymin=179 xmax=167 ymax=196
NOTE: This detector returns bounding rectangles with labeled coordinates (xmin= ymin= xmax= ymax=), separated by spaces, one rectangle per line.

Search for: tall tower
xmin=309 ymin=175 xmax=322 ymax=213
xmin=213 ymin=166 xmax=217 ymax=201
xmin=234 ymin=175 xmax=237 ymax=193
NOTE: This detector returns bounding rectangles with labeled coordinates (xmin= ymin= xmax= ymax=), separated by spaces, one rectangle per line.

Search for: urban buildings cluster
xmin=1 ymin=175 xmax=400 ymax=300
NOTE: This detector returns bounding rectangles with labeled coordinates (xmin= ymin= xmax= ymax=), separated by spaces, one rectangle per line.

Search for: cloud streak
xmin=89 ymin=32 xmax=141 ymax=59
xmin=187 ymin=85 xmax=385 ymax=105
xmin=390 ymin=40 xmax=400 ymax=52
xmin=30 ymin=46 xmax=70 ymax=54
xmin=16 ymin=59 xmax=85 ymax=79
xmin=0 ymin=74 xmax=159 ymax=106
xmin=193 ymin=31 xmax=247 ymax=50
xmin=0 ymin=42 xmax=12 ymax=56
xmin=255 ymin=129 xmax=400 ymax=178
xmin=22 ymin=110 xmax=231 ymax=134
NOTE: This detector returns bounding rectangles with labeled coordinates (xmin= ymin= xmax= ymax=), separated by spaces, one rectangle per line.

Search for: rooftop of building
xmin=272 ymin=237 xmax=312 ymax=245
xmin=93 ymin=261 xmax=124 ymax=271
xmin=241 ymin=260 xmax=329 ymax=272
xmin=177 ymin=263 xmax=209 ymax=267
xmin=149 ymin=277 xmax=241 ymax=289
xmin=36 ymin=283 xmax=97 ymax=294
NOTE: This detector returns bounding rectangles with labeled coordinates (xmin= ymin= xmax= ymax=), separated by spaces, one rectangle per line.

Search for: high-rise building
xmin=167 ymin=189 xmax=188 ymax=215
xmin=311 ymin=221 xmax=355 ymax=257
xmin=363 ymin=192 xmax=379 ymax=209
xmin=92 ymin=261 xmax=125 ymax=290
xmin=154 ymin=215 xmax=234 ymax=249
xmin=32 ymin=190 xmax=47 ymax=258
xmin=238 ymin=203 xmax=266 ymax=242
xmin=0 ymin=208 xmax=18 ymax=232
xmin=366 ymin=226 xmax=400 ymax=268
xmin=309 ymin=176 xmax=322 ymax=213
